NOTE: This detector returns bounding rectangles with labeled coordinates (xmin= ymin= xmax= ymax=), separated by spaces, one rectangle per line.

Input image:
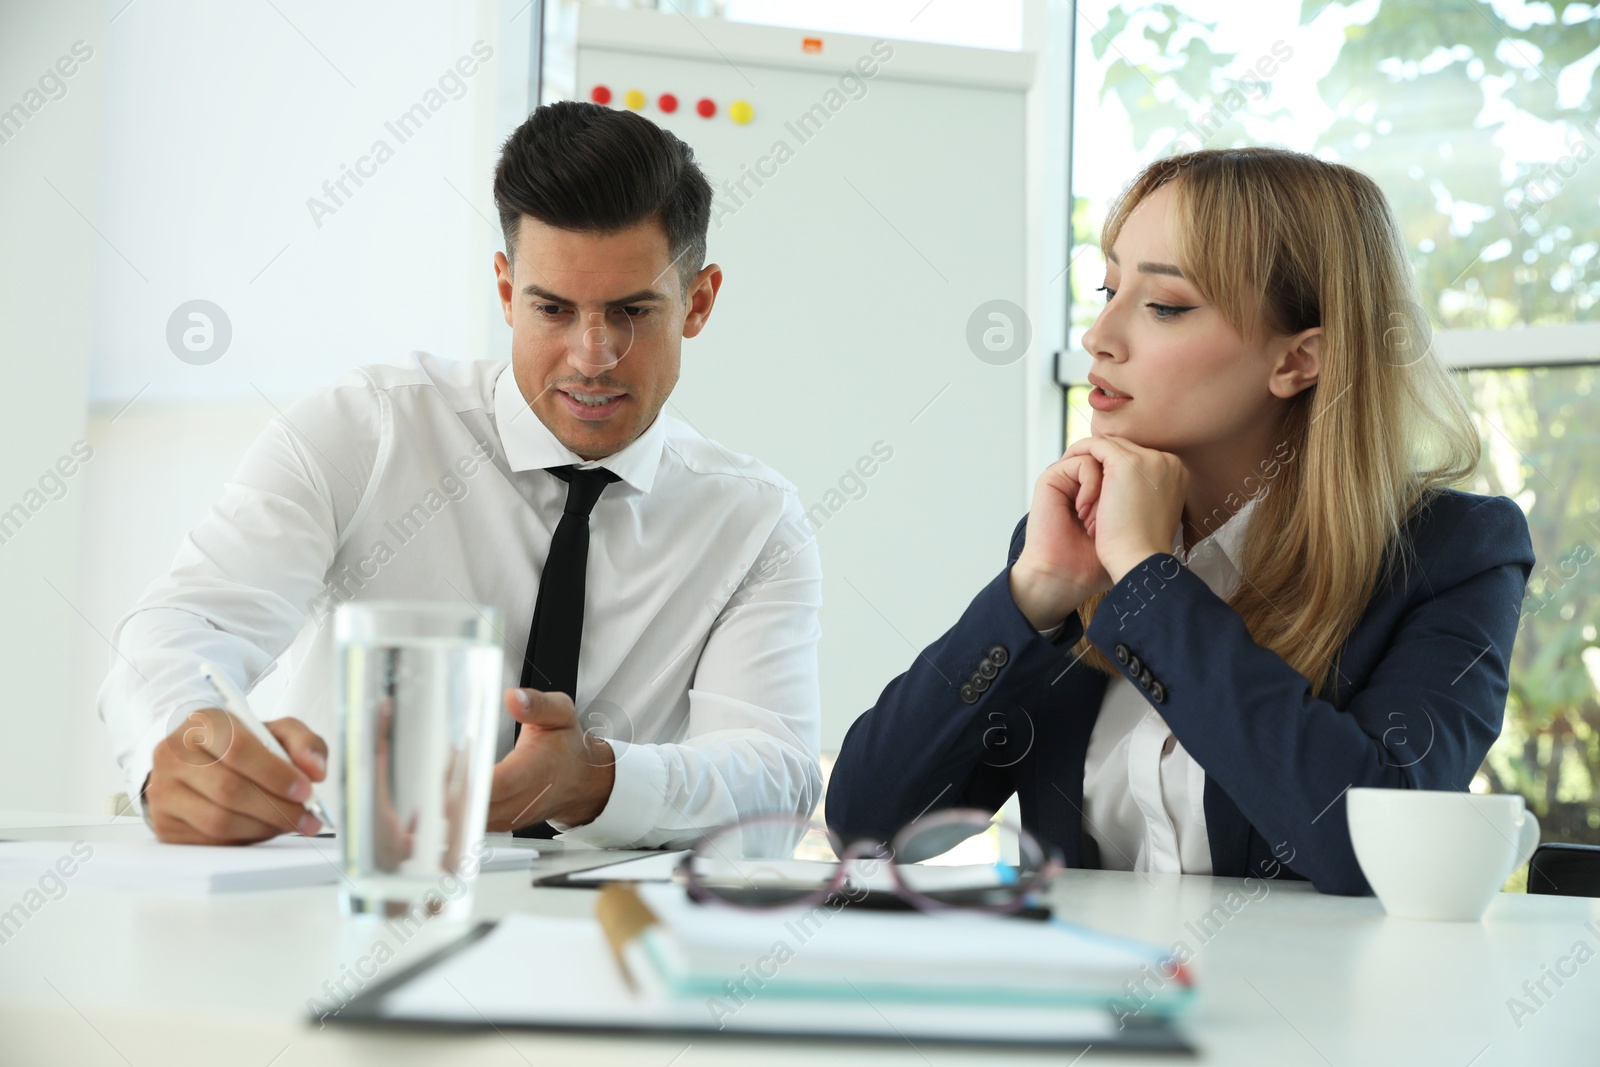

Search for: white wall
xmin=0 ymin=1 xmax=106 ymax=814
xmin=67 ymin=405 xmax=279 ymax=813
xmin=86 ymin=0 xmax=512 ymax=408
xmin=2 ymin=0 xmax=519 ymax=814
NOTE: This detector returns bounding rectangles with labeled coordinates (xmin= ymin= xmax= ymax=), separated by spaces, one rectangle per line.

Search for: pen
xmin=595 ymin=882 xmax=661 ymax=991
xmin=199 ymin=662 xmax=337 ymax=833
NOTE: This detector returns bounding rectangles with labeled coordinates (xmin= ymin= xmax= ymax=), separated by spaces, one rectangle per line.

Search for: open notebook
xmin=0 ymin=836 xmax=540 ymax=893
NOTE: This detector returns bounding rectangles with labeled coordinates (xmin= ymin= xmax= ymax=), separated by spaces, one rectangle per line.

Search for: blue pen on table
xmin=199 ymin=662 xmax=337 ymax=833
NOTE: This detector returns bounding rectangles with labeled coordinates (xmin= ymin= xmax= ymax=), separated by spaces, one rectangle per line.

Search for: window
xmin=1069 ymin=0 xmax=1600 ymax=851
xmin=722 ymin=0 xmax=1023 ymax=51
xmin=1459 ymin=364 xmax=1600 ymax=845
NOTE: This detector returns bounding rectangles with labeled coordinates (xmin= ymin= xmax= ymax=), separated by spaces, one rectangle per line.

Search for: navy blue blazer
xmin=826 ymin=488 xmax=1535 ymax=895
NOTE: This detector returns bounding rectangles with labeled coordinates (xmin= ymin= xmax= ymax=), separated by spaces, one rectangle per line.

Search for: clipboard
xmin=321 ymin=912 xmax=1195 ymax=1053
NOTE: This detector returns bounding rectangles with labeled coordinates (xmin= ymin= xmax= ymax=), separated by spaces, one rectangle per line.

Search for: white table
xmin=1 ymin=810 xmax=1596 ymax=1065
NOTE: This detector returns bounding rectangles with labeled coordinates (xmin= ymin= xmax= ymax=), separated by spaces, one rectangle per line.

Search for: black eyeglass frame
xmin=675 ymin=807 xmax=1064 ymax=915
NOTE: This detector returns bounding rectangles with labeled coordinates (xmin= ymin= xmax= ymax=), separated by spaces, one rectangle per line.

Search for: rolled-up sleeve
xmin=96 ymin=373 xmax=381 ymax=808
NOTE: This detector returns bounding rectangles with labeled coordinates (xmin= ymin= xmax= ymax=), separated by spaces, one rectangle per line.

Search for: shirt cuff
xmin=547 ymin=739 xmax=668 ymax=848
xmin=127 ymin=703 xmax=209 ymax=816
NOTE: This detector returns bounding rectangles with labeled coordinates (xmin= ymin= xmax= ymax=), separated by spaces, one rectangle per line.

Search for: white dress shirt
xmin=97 ymin=354 xmax=823 ymax=848
xmin=1079 ymin=494 xmax=1259 ymax=874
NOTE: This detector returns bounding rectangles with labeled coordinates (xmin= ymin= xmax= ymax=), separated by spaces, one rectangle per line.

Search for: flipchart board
xmin=574 ymin=7 xmax=1037 ymax=754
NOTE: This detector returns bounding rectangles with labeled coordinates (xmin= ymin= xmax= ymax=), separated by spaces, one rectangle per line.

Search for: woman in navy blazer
xmin=826 ymin=148 xmax=1535 ymax=895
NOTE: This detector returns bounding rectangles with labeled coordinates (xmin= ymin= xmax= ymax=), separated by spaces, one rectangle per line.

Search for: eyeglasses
xmin=675 ymin=808 xmax=1063 ymax=915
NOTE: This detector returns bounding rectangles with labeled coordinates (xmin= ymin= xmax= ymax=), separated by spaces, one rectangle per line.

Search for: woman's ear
xmin=1269 ymin=327 xmax=1322 ymax=400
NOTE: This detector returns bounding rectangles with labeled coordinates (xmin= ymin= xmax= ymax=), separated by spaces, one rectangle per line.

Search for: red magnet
xmin=658 ymin=92 xmax=678 ymax=113
xmin=696 ymin=97 xmax=716 ymax=118
xmin=590 ymin=84 xmax=612 ymax=104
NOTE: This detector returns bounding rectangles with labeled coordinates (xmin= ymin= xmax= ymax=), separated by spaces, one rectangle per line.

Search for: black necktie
xmin=513 ymin=465 xmax=619 ymax=839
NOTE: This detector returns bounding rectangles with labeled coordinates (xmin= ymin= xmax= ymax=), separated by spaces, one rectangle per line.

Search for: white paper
xmin=0 ymin=835 xmax=538 ymax=893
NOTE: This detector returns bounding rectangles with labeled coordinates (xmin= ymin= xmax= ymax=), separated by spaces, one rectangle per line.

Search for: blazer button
xmin=1139 ymin=668 xmax=1153 ymax=689
xmin=1151 ymin=681 xmax=1167 ymax=703
xmin=1115 ymin=644 xmax=1130 ymax=665
xmin=978 ymin=660 xmax=998 ymax=680
xmin=1127 ymin=654 xmax=1142 ymax=676
xmin=989 ymin=645 xmax=1009 ymax=666
xmin=972 ymin=674 xmax=991 ymax=693
xmin=960 ymin=684 xmax=978 ymax=704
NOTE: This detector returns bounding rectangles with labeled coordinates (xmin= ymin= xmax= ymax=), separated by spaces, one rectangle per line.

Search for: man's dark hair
xmin=493 ymin=100 xmax=713 ymax=292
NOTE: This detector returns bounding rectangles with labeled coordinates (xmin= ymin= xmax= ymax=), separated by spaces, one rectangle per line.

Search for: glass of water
xmin=334 ymin=601 xmax=505 ymax=920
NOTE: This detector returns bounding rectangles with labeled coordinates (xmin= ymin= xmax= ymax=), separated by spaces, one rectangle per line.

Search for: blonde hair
xmin=1071 ymin=147 xmax=1480 ymax=696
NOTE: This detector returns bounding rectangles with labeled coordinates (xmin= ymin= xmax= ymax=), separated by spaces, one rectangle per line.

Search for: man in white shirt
xmin=99 ymin=100 xmax=822 ymax=848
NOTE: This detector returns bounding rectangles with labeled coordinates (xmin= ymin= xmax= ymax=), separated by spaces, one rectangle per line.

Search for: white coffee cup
xmin=1347 ymin=787 xmax=1540 ymax=921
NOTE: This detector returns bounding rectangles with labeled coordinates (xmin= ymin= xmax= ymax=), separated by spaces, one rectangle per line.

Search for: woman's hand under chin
xmin=1008 ymin=453 xmax=1115 ymax=631
xmin=1010 ymin=435 xmax=1190 ymax=630
xmin=1063 ymin=434 xmax=1188 ymax=583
